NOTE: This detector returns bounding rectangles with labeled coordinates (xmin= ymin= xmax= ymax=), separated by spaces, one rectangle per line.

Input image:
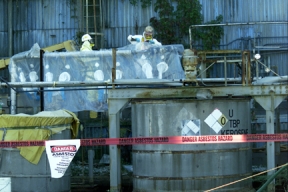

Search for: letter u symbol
xmin=229 ymin=109 xmax=233 ymax=117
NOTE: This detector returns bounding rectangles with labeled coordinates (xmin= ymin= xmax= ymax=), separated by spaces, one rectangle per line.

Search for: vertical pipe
xmin=100 ymin=0 xmax=104 ymax=48
xmin=267 ymin=56 xmax=271 ymax=75
xmin=93 ymin=0 xmax=97 ymax=46
xmin=275 ymin=108 xmax=280 ymax=155
xmin=112 ymin=48 xmax=116 ymax=89
xmin=241 ymin=51 xmax=247 ymax=85
xmin=88 ymin=149 xmax=95 ymax=184
xmin=245 ymin=54 xmax=248 ymax=85
xmin=8 ymin=0 xmax=13 ymax=56
xmin=40 ymin=50 xmax=44 ymax=111
xmin=10 ymin=60 xmax=17 ymax=114
xmin=80 ymin=124 xmax=85 ymax=184
xmin=241 ymin=50 xmax=251 ymax=85
xmin=253 ymin=46 xmax=259 ymax=81
xmin=189 ymin=27 xmax=193 ymax=49
xmin=257 ymin=37 xmax=260 ymax=54
xmin=86 ymin=0 xmax=89 ymax=33
xmin=200 ymin=60 xmax=206 ymax=78
xmin=224 ymin=56 xmax=227 ymax=86
xmin=246 ymin=51 xmax=251 ymax=85
xmin=79 ymin=0 xmax=83 ymax=32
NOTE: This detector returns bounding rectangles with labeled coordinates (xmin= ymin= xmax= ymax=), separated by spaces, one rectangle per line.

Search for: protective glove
xmin=130 ymin=37 xmax=141 ymax=42
xmin=149 ymin=40 xmax=155 ymax=44
xmin=92 ymin=45 xmax=99 ymax=50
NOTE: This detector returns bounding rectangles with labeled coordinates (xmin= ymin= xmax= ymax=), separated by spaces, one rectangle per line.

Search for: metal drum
xmin=0 ymin=129 xmax=71 ymax=192
xmin=132 ymin=99 xmax=254 ymax=192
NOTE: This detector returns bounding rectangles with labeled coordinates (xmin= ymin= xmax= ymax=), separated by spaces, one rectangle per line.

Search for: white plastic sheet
xmin=43 ymin=44 xmax=184 ymax=112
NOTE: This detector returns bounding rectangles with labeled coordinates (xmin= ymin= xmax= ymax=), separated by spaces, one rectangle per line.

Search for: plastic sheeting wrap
xmin=43 ymin=43 xmax=185 ymax=112
xmin=8 ymin=43 xmax=41 ymax=110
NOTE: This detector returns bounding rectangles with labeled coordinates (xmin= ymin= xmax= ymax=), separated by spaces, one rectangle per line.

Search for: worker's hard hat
xmin=82 ymin=34 xmax=92 ymax=42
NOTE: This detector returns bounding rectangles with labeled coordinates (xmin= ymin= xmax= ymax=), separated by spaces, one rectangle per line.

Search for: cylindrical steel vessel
xmin=0 ymin=129 xmax=71 ymax=192
xmin=132 ymin=99 xmax=253 ymax=192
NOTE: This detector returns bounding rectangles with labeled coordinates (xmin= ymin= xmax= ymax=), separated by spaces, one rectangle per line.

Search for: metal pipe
xmin=190 ymin=21 xmax=288 ymax=28
xmin=44 ymin=49 xmax=132 ymax=57
xmin=189 ymin=22 xmax=288 ymax=49
xmin=0 ymin=78 xmax=244 ymax=88
xmin=193 ymin=36 xmax=288 ymax=49
xmin=93 ymin=0 xmax=97 ymax=46
xmin=215 ymin=59 xmax=254 ymax=63
xmin=88 ymin=149 xmax=95 ymax=184
xmin=189 ymin=26 xmax=192 ymax=49
xmin=8 ymin=0 xmax=13 ymax=56
xmin=2 ymin=81 xmax=110 ymax=88
xmin=10 ymin=60 xmax=17 ymax=114
xmin=100 ymin=0 xmax=104 ymax=48
xmin=112 ymin=48 xmax=116 ymax=89
xmin=1 ymin=77 xmax=287 ymax=89
xmin=79 ymin=0 xmax=83 ymax=32
xmin=198 ymin=50 xmax=242 ymax=54
xmin=241 ymin=51 xmax=247 ymax=85
xmin=224 ymin=56 xmax=227 ymax=86
xmin=246 ymin=51 xmax=251 ymax=85
xmin=86 ymin=0 xmax=88 ymax=33
xmin=40 ymin=50 xmax=45 ymax=111
xmin=256 ymin=163 xmax=288 ymax=192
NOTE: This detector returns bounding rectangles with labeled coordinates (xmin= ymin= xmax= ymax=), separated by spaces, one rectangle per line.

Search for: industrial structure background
xmin=0 ymin=0 xmax=287 ymax=192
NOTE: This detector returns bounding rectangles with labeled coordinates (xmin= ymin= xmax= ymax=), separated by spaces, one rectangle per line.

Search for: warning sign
xmin=204 ymin=109 xmax=228 ymax=133
xmin=45 ymin=140 xmax=80 ymax=178
xmin=182 ymin=119 xmax=201 ymax=135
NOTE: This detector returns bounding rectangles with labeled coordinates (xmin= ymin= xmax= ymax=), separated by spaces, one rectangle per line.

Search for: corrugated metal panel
xmin=103 ymin=0 xmax=159 ymax=48
xmin=195 ymin=0 xmax=288 ymax=77
xmin=0 ymin=0 xmax=287 ymax=52
xmin=102 ymin=0 xmax=288 ymax=48
xmin=0 ymin=0 xmax=287 ymax=76
xmin=0 ymin=0 xmax=8 ymax=58
xmin=0 ymin=0 xmax=81 ymax=56
xmin=199 ymin=0 xmax=288 ymax=22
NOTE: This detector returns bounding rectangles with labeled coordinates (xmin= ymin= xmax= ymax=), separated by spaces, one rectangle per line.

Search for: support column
xmin=108 ymin=98 xmax=129 ymax=192
xmin=254 ymin=93 xmax=286 ymax=191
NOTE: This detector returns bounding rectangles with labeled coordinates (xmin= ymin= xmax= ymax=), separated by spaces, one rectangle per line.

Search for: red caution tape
xmin=0 ymin=134 xmax=287 ymax=148
xmin=0 ymin=141 xmax=45 ymax=148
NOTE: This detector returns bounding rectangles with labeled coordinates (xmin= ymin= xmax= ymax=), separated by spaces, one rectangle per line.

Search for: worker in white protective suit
xmin=80 ymin=34 xmax=98 ymax=51
xmin=127 ymin=26 xmax=162 ymax=48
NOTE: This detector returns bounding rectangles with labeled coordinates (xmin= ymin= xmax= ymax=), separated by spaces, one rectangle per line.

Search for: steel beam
xmin=108 ymin=85 xmax=288 ymax=99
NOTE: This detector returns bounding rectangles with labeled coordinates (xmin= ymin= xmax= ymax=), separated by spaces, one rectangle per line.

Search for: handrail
xmin=256 ymin=163 xmax=288 ymax=192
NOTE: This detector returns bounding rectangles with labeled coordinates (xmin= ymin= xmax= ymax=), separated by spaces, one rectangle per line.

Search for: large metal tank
xmin=0 ymin=129 xmax=71 ymax=192
xmin=132 ymin=99 xmax=254 ymax=192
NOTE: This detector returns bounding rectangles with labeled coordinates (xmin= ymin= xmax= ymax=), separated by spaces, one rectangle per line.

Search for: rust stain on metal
xmin=136 ymin=88 xmax=199 ymax=98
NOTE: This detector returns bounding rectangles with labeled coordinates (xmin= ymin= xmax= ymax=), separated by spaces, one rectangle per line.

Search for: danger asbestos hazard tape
xmin=0 ymin=134 xmax=287 ymax=148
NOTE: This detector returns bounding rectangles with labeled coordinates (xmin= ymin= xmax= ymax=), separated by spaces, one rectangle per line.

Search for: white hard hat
xmin=144 ymin=26 xmax=154 ymax=41
xmin=145 ymin=26 xmax=154 ymax=34
xmin=82 ymin=34 xmax=92 ymax=42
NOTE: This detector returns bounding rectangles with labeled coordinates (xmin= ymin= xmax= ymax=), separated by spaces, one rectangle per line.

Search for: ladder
xmin=82 ymin=0 xmax=104 ymax=49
